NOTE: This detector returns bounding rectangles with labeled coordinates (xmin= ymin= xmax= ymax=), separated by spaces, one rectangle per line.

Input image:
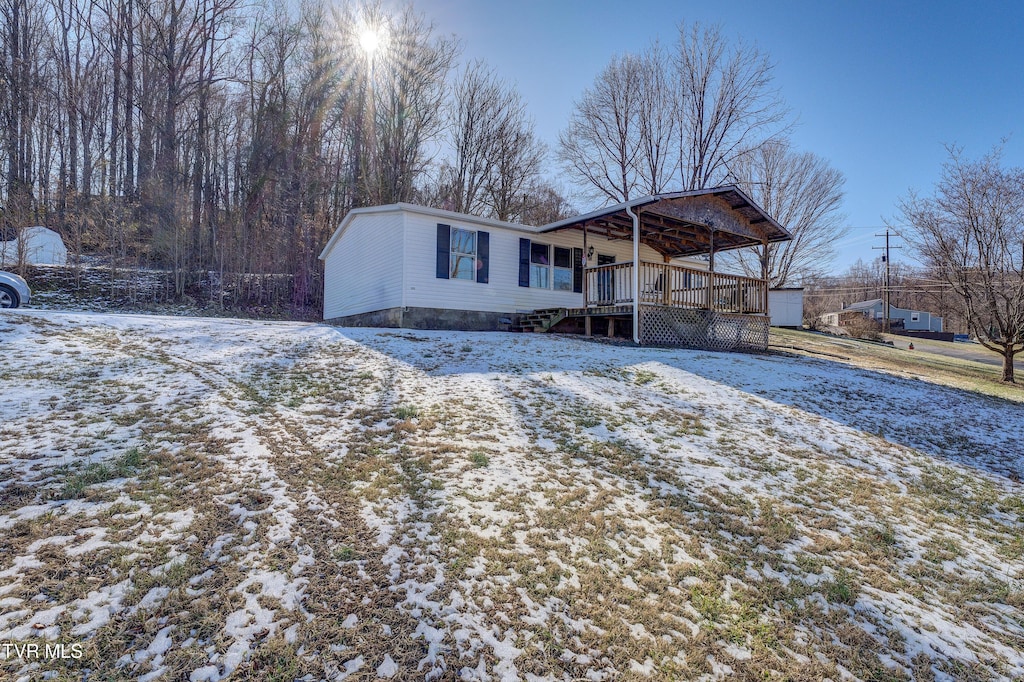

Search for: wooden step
xmin=511 ymin=308 xmax=568 ymax=333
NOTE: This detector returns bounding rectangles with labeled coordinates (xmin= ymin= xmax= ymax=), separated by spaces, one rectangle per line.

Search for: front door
xmin=597 ymin=254 xmax=615 ymax=303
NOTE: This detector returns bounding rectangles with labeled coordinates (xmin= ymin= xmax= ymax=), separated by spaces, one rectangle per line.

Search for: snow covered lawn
xmin=1 ymin=310 xmax=1022 ymax=681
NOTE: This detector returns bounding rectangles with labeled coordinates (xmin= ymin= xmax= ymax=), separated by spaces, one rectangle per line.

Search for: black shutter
xmin=572 ymin=247 xmax=583 ymax=293
xmin=476 ymin=231 xmax=489 ymax=283
xmin=436 ymin=224 xmax=450 ymax=279
xmin=518 ymin=238 xmax=531 ymax=287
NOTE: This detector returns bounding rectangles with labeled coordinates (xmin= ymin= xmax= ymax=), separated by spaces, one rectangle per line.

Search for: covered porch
xmin=539 ymin=186 xmax=790 ymax=350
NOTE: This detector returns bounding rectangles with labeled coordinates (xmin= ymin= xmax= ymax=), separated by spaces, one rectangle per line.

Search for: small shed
xmin=768 ymin=288 xmax=804 ymax=328
xmin=0 ymin=226 xmax=68 ymax=266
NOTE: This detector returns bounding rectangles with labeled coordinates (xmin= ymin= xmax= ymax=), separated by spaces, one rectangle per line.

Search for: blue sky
xmin=421 ymin=0 xmax=1024 ymax=273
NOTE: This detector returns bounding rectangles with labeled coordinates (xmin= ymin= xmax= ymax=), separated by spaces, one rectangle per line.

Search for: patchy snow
xmin=376 ymin=653 xmax=399 ymax=678
xmin=1 ymin=309 xmax=1022 ymax=681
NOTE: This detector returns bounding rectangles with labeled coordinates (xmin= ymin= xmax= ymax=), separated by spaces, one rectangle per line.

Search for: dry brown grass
xmin=2 ymin=314 xmax=1022 ymax=681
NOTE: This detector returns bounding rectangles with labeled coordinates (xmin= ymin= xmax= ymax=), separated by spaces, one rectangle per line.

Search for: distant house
xmin=0 ymin=226 xmax=68 ymax=266
xmin=821 ymin=299 xmax=943 ymax=332
xmin=319 ymin=186 xmax=792 ymax=350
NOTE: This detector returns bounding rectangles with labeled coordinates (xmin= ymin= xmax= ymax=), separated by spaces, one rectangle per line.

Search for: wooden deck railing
xmin=585 ymin=261 xmax=767 ymax=314
xmin=584 ymin=261 xmax=635 ymax=306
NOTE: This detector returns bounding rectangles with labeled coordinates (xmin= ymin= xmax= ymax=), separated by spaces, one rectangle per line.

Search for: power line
xmin=839 ymin=227 xmax=913 ymax=232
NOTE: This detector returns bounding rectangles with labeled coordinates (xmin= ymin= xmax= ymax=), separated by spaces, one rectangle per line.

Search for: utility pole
xmin=873 ymin=230 xmax=901 ymax=333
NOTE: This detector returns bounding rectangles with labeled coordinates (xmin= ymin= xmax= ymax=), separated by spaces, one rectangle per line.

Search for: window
xmin=530 ymin=242 xmax=549 ymax=288
xmin=450 ymin=228 xmax=476 ymax=280
xmin=553 ymin=247 xmax=573 ymax=291
xmin=519 ymin=238 xmax=582 ymax=292
xmin=437 ymin=224 xmax=489 ymax=283
xmin=911 ymin=312 xmax=920 ymax=322
xmin=529 ymin=244 xmax=571 ymax=289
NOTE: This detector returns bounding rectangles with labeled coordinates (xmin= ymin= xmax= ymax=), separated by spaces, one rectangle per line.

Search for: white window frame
xmin=553 ymin=246 xmax=573 ymax=291
xmin=911 ymin=312 xmax=920 ymax=322
xmin=450 ymin=228 xmax=476 ymax=280
xmin=529 ymin=242 xmax=550 ymax=288
xmin=527 ymin=242 xmax=576 ymax=290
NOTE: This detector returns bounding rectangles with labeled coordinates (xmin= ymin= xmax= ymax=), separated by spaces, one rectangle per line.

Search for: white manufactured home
xmin=319 ymin=186 xmax=791 ymax=350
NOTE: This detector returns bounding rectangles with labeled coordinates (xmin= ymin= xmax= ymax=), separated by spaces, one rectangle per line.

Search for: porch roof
xmin=539 ymin=186 xmax=791 ymax=259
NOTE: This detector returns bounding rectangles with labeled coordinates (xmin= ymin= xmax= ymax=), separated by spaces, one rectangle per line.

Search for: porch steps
xmin=512 ymin=308 xmax=566 ymax=333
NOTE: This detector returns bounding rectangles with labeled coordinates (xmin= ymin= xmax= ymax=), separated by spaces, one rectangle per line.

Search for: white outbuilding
xmin=0 ymin=226 xmax=68 ymax=266
xmin=768 ymin=288 xmax=804 ymax=328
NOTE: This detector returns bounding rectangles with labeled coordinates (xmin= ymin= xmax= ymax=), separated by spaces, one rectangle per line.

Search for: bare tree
xmin=444 ymin=61 xmax=505 ymax=215
xmin=366 ymin=3 xmax=456 ymax=205
xmin=900 ymin=145 xmax=1024 ymax=382
xmin=0 ymin=0 xmax=566 ymax=316
xmin=675 ymin=23 xmax=789 ymax=190
xmin=560 ymin=26 xmax=787 ymax=204
xmin=725 ymin=140 xmax=846 ymax=286
xmin=634 ymin=43 xmax=676 ymax=195
xmin=519 ymin=181 xmax=574 ymax=226
xmin=1 ymin=0 xmax=47 ymax=230
xmin=482 ymin=89 xmax=544 ymax=222
xmin=557 ymin=52 xmax=644 ymax=203
xmin=485 ymin=120 xmax=545 ymax=222
xmin=432 ymin=58 xmax=544 ymax=221
xmin=799 ymin=273 xmax=840 ymax=329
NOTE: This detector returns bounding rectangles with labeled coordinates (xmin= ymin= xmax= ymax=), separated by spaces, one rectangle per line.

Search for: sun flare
xmin=358 ymin=26 xmax=381 ymax=55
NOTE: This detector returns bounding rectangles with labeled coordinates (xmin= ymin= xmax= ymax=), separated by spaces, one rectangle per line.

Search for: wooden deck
xmin=514 ymin=262 xmax=769 ymax=350
xmin=584 ymin=261 xmax=768 ymax=315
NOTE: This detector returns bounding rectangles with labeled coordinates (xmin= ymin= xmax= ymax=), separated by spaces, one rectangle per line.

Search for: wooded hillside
xmin=0 ymin=0 xmax=564 ymax=313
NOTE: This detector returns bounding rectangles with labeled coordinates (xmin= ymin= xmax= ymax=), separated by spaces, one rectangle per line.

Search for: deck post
xmin=706 ymin=228 xmax=715 ymax=311
xmin=583 ymin=222 xmax=589 ymax=307
xmin=585 ymin=315 xmax=592 ymax=337
xmin=607 ymin=317 xmax=615 ymax=337
xmin=761 ymin=238 xmax=769 ymax=315
xmin=625 ymin=204 xmax=641 ymax=344
xmin=663 ymin=262 xmax=670 ymax=305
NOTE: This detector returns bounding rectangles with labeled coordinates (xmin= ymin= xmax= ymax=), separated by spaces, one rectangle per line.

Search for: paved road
xmin=885 ymin=335 xmax=1022 ymax=369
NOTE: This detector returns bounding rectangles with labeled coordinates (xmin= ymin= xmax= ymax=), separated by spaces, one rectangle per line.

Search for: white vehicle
xmin=0 ymin=270 xmax=31 ymax=308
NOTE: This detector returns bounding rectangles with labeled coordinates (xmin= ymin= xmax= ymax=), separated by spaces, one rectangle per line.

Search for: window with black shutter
xmin=436 ymin=224 xmax=451 ymax=279
xmin=518 ymin=238 xmax=531 ymax=287
xmin=438 ymin=223 xmax=489 ymax=284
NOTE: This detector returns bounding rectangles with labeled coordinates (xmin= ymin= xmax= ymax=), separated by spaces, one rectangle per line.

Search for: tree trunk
xmin=1003 ymin=351 xmax=1016 ymax=383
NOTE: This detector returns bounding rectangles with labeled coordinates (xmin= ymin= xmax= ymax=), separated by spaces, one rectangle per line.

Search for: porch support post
xmin=583 ymin=222 xmax=589 ymax=307
xmin=761 ymin=238 xmax=769 ymax=314
xmin=663 ymin=262 xmax=670 ymax=305
xmin=706 ymin=228 xmax=715 ymax=311
xmin=625 ymin=204 xmax=641 ymax=344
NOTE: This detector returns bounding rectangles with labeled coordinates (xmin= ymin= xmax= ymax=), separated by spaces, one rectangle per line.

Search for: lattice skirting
xmin=638 ymin=305 xmax=769 ymax=351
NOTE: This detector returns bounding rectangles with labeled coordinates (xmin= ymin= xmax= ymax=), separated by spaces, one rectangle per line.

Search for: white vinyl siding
xmin=322 ymin=210 xmax=404 ymax=319
xmin=400 ymin=211 xmax=668 ymax=314
xmin=323 ymin=205 xmax=704 ymax=320
xmin=767 ymin=289 xmax=804 ymax=327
